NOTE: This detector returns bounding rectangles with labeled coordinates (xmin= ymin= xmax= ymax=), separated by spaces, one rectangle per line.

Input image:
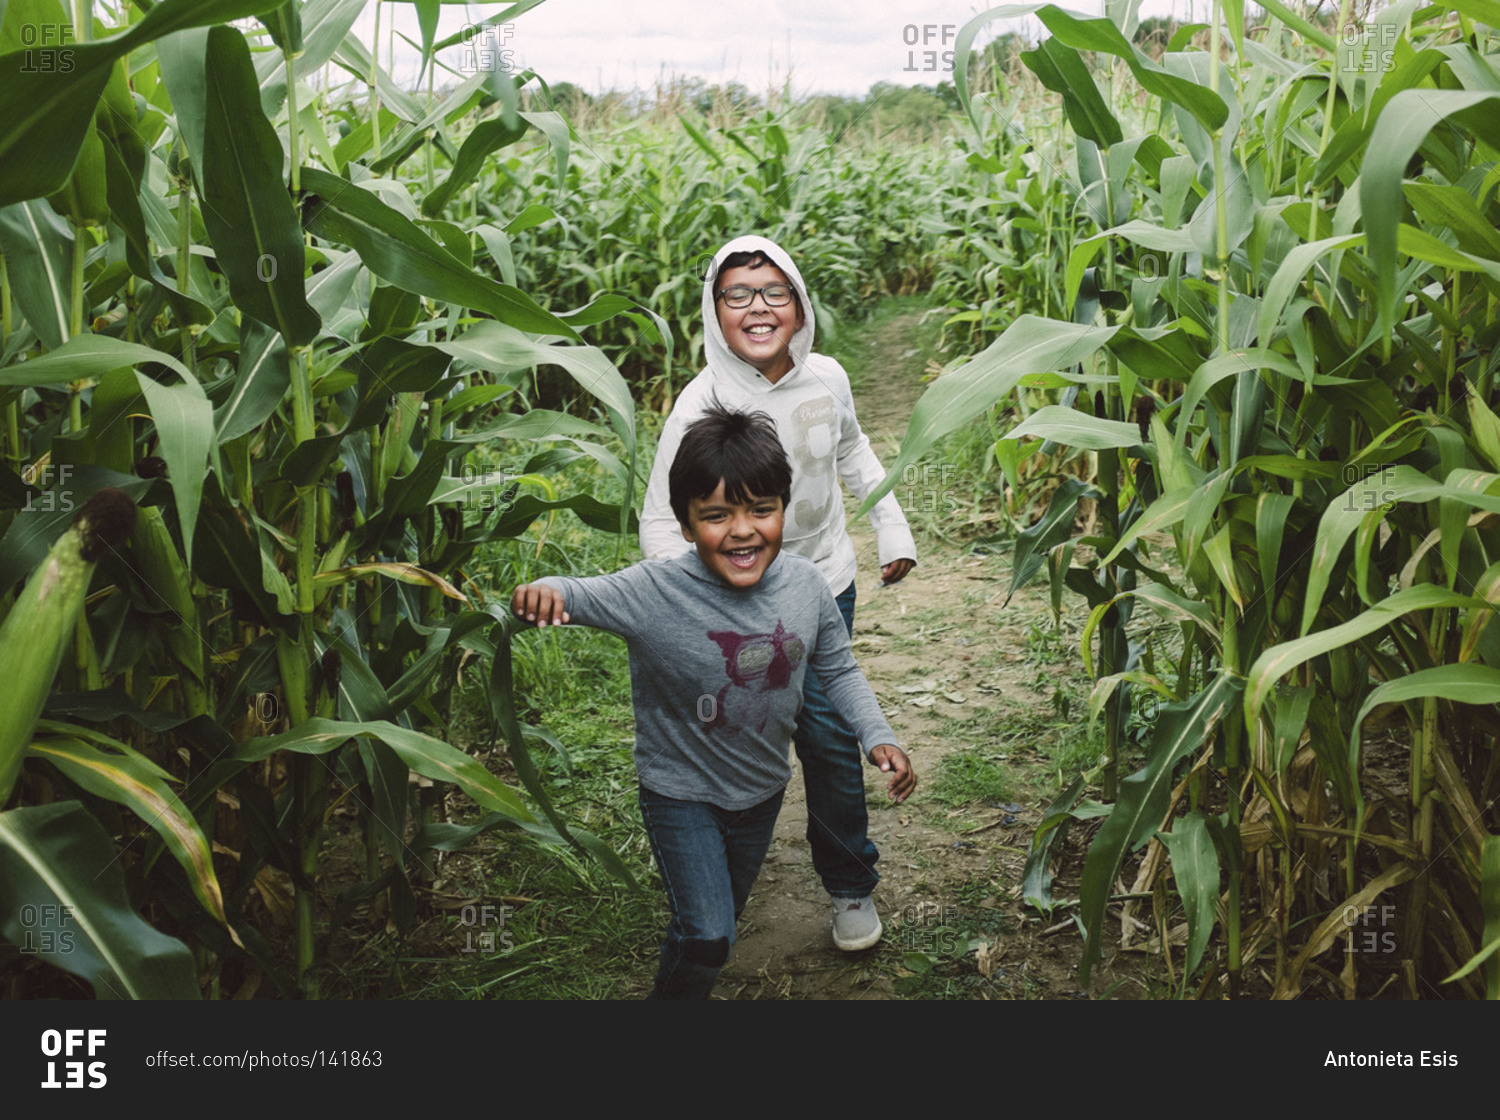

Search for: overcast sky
xmin=360 ymin=1 xmax=1207 ymax=98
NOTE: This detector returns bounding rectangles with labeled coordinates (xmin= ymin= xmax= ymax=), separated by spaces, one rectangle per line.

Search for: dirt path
xmin=717 ymin=309 xmax=1105 ymax=999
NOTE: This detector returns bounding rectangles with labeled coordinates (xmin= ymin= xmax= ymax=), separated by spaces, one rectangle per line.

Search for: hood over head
xmin=701 ymin=235 xmax=814 ymax=385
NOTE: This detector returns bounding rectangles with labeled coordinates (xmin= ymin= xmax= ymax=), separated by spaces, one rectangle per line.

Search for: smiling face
xmin=714 ymin=263 xmax=804 ymax=383
xmin=681 ymin=480 xmax=785 ymax=589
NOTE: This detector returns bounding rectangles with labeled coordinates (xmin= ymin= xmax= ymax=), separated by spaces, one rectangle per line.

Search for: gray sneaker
xmin=831 ymin=895 xmax=882 ymax=951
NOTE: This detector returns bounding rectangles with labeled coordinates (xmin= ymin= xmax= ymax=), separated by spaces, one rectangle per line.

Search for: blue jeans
xmin=639 ymin=785 xmax=785 ymax=999
xmin=793 ymin=581 xmax=880 ymax=898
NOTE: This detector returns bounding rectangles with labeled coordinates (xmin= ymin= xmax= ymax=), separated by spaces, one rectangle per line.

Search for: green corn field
xmin=1 ymin=0 xmax=1498 ymax=1003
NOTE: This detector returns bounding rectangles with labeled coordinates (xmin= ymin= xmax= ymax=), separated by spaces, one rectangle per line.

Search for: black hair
xmin=668 ymin=403 xmax=793 ymax=528
xmin=715 ymin=249 xmax=779 ymax=277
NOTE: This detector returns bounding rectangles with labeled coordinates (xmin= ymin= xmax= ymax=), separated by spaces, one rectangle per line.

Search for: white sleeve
xmin=831 ymin=373 xmax=917 ymax=569
xmin=638 ymin=390 xmax=704 ymax=562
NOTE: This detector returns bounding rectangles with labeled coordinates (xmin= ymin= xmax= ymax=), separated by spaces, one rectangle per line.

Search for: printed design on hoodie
xmin=788 ymin=394 xmax=836 ymax=533
xmin=704 ymin=620 xmax=807 ymax=734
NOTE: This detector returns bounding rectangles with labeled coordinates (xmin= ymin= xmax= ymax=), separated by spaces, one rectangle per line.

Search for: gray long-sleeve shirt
xmin=538 ymin=551 xmax=897 ymax=810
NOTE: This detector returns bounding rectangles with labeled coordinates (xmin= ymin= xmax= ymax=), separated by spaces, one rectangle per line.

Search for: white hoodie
xmin=638 ymin=235 xmax=916 ymax=592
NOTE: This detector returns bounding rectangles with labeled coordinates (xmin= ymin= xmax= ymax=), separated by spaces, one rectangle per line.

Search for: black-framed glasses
xmin=715 ymin=283 xmax=794 ymax=309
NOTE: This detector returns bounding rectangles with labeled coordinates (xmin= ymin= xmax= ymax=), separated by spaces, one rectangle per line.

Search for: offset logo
xmin=17 ymin=22 xmax=76 ymax=73
xmin=21 ymin=463 xmax=77 ymax=513
xmin=902 ymin=24 xmax=956 ymax=73
xmin=18 ymin=902 xmax=76 ymax=953
xmin=456 ymin=22 xmax=516 ymax=73
xmin=40 ymin=1029 xmax=107 ymax=1089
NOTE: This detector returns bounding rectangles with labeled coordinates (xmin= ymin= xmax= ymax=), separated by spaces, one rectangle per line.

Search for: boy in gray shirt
xmin=512 ymin=404 xmax=914 ymax=998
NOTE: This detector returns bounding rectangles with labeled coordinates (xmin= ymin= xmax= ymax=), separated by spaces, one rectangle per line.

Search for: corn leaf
xmin=1303 ymin=466 xmax=1500 ymax=634
xmin=1022 ymin=774 xmax=1091 ymax=916
xmin=859 ymin=316 xmax=1117 ymax=514
xmin=1247 ymin=584 xmax=1484 ymax=727
xmin=1252 ymin=0 xmax=1336 ymax=50
xmin=1274 ymin=863 xmax=1414 ymax=998
xmin=1079 ymin=673 xmax=1241 ymax=984
xmin=433 ymin=321 xmax=635 ymax=445
xmin=1000 ymin=405 xmax=1142 ymax=450
xmin=1036 ymin=5 xmax=1229 ymax=131
xmin=1021 ymin=36 xmax=1123 ymax=149
xmin=134 ymin=370 xmax=213 ymax=565
xmin=29 ymin=734 xmax=229 ymax=930
xmin=0 ymin=199 xmax=73 ymax=351
xmin=215 ymin=318 xmax=291 ymax=443
xmin=0 ymin=0 xmax=290 ymax=207
xmin=1350 ymin=665 xmax=1500 ymax=780
xmin=312 ymin=561 xmax=468 ymax=602
xmin=0 ymin=802 xmax=199 ymax=998
xmin=357 ymin=739 xmax=410 ymax=868
xmin=430 ymin=0 xmax=549 ymax=51
xmin=1158 ymin=810 xmax=1219 ymax=980
xmin=200 ymin=25 xmax=321 ymax=347
xmin=1482 ymin=834 xmax=1500 ymax=999
xmin=1008 ymin=477 xmax=1099 ymax=604
xmin=954 ymin=6 xmax=1062 ymax=137
xmin=490 ymin=618 xmax=640 ymax=888
xmin=421 ymin=115 xmax=530 ymax=217
xmin=1362 ymin=91 xmax=1500 ymax=343
xmin=236 ymin=717 xmax=535 ymax=823
xmin=1099 ymin=486 xmax=1196 ymax=566
xmin=301 ymin=166 xmax=576 ymax=339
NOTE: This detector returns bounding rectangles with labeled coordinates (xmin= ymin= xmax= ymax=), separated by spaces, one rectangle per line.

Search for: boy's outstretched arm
xmin=511 ymin=582 xmax=570 ymax=627
xmin=868 ymin=744 xmax=916 ymax=803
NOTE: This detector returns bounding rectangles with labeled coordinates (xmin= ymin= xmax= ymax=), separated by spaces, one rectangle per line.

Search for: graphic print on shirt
xmin=788 ymin=394 xmax=836 ymax=533
xmin=705 ymin=620 xmax=807 ymax=733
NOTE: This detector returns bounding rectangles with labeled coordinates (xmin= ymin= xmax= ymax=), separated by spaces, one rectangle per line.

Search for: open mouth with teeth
xmin=724 ymin=546 xmax=762 ymax=568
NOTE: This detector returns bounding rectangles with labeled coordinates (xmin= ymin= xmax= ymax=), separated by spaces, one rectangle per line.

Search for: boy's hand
xmin=880 ymin=558 xmax=915 ymax=585
xmin=869 ymin=744 xmax=916 ymax=803
xmin=512 ymin=583 xmax=569 ymax=627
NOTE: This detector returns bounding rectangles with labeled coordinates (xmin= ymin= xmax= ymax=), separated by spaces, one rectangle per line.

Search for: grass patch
xmin=1022 ymin=619 xmax=1075 ymax=667
xmin=879 ymin=877 xmax=1017 ymax=999
xmin=928 ymin=750 xmax=1013 ymax=808
xmin=387 ymin=738 xmax=665 ymax=1000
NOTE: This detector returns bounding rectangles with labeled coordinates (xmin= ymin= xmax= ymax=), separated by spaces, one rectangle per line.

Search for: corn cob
xmin=0 ymin=488 xmax=136 ymax=805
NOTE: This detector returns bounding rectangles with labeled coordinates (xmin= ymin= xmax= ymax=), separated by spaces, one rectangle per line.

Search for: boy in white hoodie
xmin=638 ymin=235 xmax=917 ymax=950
